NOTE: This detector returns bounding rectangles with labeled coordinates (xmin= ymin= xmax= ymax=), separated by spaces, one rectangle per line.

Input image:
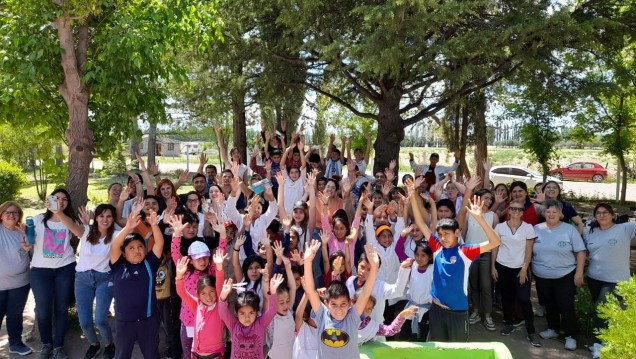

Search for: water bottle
xmin=25 ymin=216 xmax=36 ymax=245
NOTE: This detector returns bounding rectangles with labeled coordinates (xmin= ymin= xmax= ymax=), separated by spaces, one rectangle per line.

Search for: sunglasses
xmin=509 ymin=207 xmax=524 ymax=212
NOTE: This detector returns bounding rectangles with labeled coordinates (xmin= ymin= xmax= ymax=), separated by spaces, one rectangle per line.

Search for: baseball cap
xmin=188 ymin=241 xmax=211 ymax=260
xmin=293 ymin=200 xmax=308 ymax=211
xmin=375 ymin=225 xmax=393 ymax=237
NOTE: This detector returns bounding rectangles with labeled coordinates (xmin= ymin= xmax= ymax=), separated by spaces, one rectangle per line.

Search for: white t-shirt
xmin=464 ymin=211 xmax=495 ymax=245
xmin=407 ymin=262 xmax=433 ymax=306
xmin=282 ymin=169 xmax=306 ymax=215
xmin=292 ymin=323 xmax=319 ymax=359
xmin=31 ymin=214 xmax=76 ymax=268
xmin=494 ymin=222 xmax=536 ymax=269
xmin=355 ymin=159 xmax=368 ymax=174
xmin=267 ymin=309 xmax=295 ymax=359
xmin=76 ymin=225 xmax=115 ymax=273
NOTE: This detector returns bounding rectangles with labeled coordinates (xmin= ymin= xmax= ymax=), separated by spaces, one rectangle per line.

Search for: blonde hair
xmin=0 ymin=201 xmax=24 ymax=224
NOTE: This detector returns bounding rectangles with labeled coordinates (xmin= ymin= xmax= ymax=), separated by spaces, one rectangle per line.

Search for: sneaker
xmin=52 ymin=347 xmax=69 ymax=359
xmin=9 ymin=342 xmax=33 ymax=356
xmin=500 ymin=324 xmax=516 ymax=336
xmin=484 ymin=317 xmax=496 ymax=331
xmin=38 ymin=343 xmax=53 ymax=359
xmin=527 ymin=333 xmax=542 ymax=347
xmin=539 ymin=328 xmax=559 ymax=340
xmin=103 ymin=344 xmax=116 ymax=359
xmin=590 ymin=342 xmax=602 ymax=359
xmin=534 ymin=305 xmax=545 ymax=317
xmin=564 ymin=336 xmax=577 ymax=351
xmin=512 ymin=318 xmax=525 ymax=327
xmin=468 ymin=312 xmax=481 ymax=324
xmin=84 ymin=344 xmax=100 ymax=359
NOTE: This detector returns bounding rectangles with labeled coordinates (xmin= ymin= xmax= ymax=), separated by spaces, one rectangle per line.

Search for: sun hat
xmin=188 ymin=241 xmax=211 ymax=260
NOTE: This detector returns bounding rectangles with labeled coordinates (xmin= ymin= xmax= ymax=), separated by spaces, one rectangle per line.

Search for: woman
xmin=532 ymin=199 xmax=586 ymax=351
xmin=584 ymin=203 xmax=636 ymax=359
xmin=541 ymin=181 xmax=584 ymax=233
xmin=503 ymin=181 xmax=540 ymax=226
xmin=490 ymin=183 xmax=510 ymax=222
xmin=55 ymin=204 xmax=118 ymax=359
xmin=0 ymin=201 xmax=32 ymax=355
xmin=107 ymin=183 xmax=123 ymax=208
xmin=492 ymin=201 xmax=540 ymax=347
xmin=215 ymin=123 xmax=250 ymax=184
xmin=26 ymin=189 xmax=78 ymax=359
xmin=156 ymin=178 xmax=178 ymax=214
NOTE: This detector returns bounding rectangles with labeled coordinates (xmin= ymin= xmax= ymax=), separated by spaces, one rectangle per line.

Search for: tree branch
xmin=290 ymin=82 xmax=377 ymax=120
xmin=342 ymin=69 xmax=381 ymax=102
xmin=76 ymin=23 xmax=89 ymax=75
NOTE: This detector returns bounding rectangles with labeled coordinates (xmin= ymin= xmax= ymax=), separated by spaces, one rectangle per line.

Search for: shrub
xmin=0 ymin=161 xmax=28 ymax=203
xmin=598 ymin=276 xmax=636 ymax=359
xmin=574 ymin=285 xmax=596 ymax=340
xmin=102 ymin=146 xmax=127 ymax=176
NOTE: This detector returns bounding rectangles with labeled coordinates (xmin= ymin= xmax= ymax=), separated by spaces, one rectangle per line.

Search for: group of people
xmin=0 ymin=124 xmax=633 ymax=359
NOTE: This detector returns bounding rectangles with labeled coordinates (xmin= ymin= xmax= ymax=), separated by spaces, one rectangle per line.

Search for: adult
xmin=533 ymin=200 xmax=586 ymax=351
xmin=156 ymin=178 xmax=179 ymax=214
xmin=500 ymin=181 xmax=541 ymax=226
xmin=55 ymin=204 xmax=118 ymax=359
xmin=27 ymin=189 xmax=78 ymax=359
xmin=584 ymin=203 xmax=636 ymax=359
xmin=408 ymin=151 xmax=460 ymax=190
xmin=106 ymin=183 xmax=123 ymax=209
xmin=0 ymin=201 xmax=32 ymax=355
xmin=492 ymin=201 xmax=540 ymax=347
xmin=214 ymin=123 xmax=250 ymax=184
xmin=176 ymin=173 xmax=209 ymax=203
xmin=541 ymin=181 xmax=584 ymax=233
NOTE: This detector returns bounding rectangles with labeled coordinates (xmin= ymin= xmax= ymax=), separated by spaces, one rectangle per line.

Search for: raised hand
xmin=176 ymin=256 xmax=189 ymax=279
xmin=234 ymin=235 xmax=247 ymax=249
xmin=243 ymin=214 xmax=253 ymax=230
xmin=364 ymin=243 xmax=380 ymax=268
xmin=179 ymin=170 xmax=190 ymax=183
xmin=400 ymin=224 xmax=414 ymax=238
xmin=125 ymin=212 xmax=141 ymax=229
xmin=212 ymin=221 xmax=226 ymax=235
xmin=131 ymin=196 xmax=144 ymax=215
xmin=389 ymin=159 xmax=397 ymax=171
xmin=147 ymin=211 xmax=159 ymax=227
xmin=466 ymin=175 xmax=482 ymax=191
xmin=199 ymin=153 xmax=208 ymax=165
xmin=270 ymin=273 xmax=285 ymax=294
xmin=319 ymin=230 xmax=330 ymax=244
xmin=387 ymin=200 xmax=398 ymax=217
xmin=385 ymin=168 xmax=395 ymax=184
xmin=168 ymin=215 xmax=185 ymax=236
xmin=494 ymin=187 xmax=508 ymax=204
xmin=400 ymin=258 xmax=414 ymax=269
xmin=290 ymin=250 xmax=302 ymax=264
xmin=213 ymin=248 xmax=225 ymax=270
xmin=272 ymin=241 xmax=284 ymax=259
xmin=306 ymin=171 xmax=316 ymax=187
xmin=135 ymin=152 xmax=147 ymax=172
xmin=149 ymin=162 xmax=160 ymax=176
xmin=341 ymin=178 xmax=353 ymax=198
xmin=467 ymin=195 xmax=484 ymax=217
xmin=264 ymin=159 xmax=272 ymax=172
xmin=373 ymin=204 xmax=388 ymax=219
xmin=220 ymin=278 xmax=234 ymax=301
xmin=381 ymin=181 xmax=391 ymax=197
xmin=304 ymin=239 xmax=321 ymax=261
xmin=275 ymin=171 xmax=285 ymax=186
xmin=483 ymin=159 xmax=492 ymax=172
xmin=281 ymin=216 xmax=292 ymax=232
xmin=77 ymin=206 xmax=92 ymax=225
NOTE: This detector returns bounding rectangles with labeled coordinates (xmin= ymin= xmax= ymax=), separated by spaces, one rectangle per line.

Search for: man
xmin=409 ymin=151 xmax=461 ymax=190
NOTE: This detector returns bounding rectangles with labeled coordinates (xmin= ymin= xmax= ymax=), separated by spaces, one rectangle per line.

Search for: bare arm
xmin=215 ymin=124 xmax=229 ymax=168
xmin=354 ymin=244 xmax=380 ymax=316
xmin=295 ymin=293 xmax=309 ymax=332
xmin=303 ymin=240 xmax=323 ymax=313
xmin=110 ymin=213 xmax=140 ymax=264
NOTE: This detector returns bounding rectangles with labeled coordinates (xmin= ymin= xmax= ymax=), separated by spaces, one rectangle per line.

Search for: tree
xmin=0 ymin=0 xmax=219 ymax=207
xmin=270 ymin=0 xmax=625 ymax=174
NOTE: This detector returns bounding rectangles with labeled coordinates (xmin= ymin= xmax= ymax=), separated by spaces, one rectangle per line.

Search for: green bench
xmin=360 ymin=341 xmax=513 ymax=359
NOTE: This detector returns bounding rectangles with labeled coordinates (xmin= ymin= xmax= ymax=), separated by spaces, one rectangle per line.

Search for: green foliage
xmin=0 ymin=161 xmax=29 ymax=203
xmin=102 ymin=145 xmax=128 ymax=176
xmin=519 ymin=120 xmax=560 ymax=178
xmin=598 ymin=276 xmax=636 ymax=359
xmin=574 ymin=286 xmax=596 ymax=340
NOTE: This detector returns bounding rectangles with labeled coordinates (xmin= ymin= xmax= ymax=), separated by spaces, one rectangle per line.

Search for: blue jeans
xmin=75 ymin=270 xmax=114 ymax=345
xmin=30 ymin=262 xmax=76 ymax=348
xmin=0 ymin=284 xmax=31 ymax=346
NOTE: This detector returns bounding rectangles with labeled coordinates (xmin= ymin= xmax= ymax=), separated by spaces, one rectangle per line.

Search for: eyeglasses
xmin=509 ymin=207 xmax=524 ymax=212
xmin=595 ymin=211 xmax=611 ymax=216
xmin=544 ymin=186 xmax=559 ymax=190
xmin=2 ymin=211 xmax=19 ymax=216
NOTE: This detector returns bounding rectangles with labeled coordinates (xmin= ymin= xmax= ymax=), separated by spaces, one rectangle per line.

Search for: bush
xmin=102 ymin=146 xmax=127 ymax=176
xmin=574 ymin=285 xmax=596 ymax=340
xmin=0 ymin=161 xmax=28 ymax=203
xmin=598 ymin=276 xmax=636 ymax=359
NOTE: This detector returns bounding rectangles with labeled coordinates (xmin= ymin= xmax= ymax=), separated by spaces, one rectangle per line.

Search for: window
xmin=583 ymin=163 xmax=595 ymax=169
xmin=569 ymin=163 xmax=583 ymax=169
xmin=510 ymin=168 xmax=529 ymax=177
xmin=168 ymin=143 xmax=175 ymax=151
xmin=140 ymin=142 xmax=144 ymax=149
xmin=492 ymin=167 xmax=509 ymax=175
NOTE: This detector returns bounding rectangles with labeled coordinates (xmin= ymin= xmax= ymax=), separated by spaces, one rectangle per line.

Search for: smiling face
xmin=594 ymin=206 xmax=614 ymax=227
xmin=292 ymin=208 xmax=306 ymax=224
xmin=289 ymin=167 xmax=301 ymax=181
xmin=436 ymin=228 xmax=460 ymax=248
xmin=377 ymin=229 xmax=393 ymax=248
xmin=159 ymin=183 xmax=173 ymax=200
xmin=237 ymin=305 xmax=257 ymax=327
xmin=186 ymin=194 xmax=200 ymax=213
xmin=445 ymin=183 xmax=458 ymax=200
xmin=108 ymin=184 xmax=122 ymax=203
xmin=543 ymin=206 xmax=562 ymax=226
xmin=437 ymin=205 xmax=454 ymax=219
xmin=198 ymin=285 xmax=216 ymax=306
xmin=95 ymin=209 xmax=115 ymax=232
xmin=510 ymin=186 xmax=527 ymax=202
xmin=374 ymin=172 xmax=386 ymax=187
xmin=143 ymin=198 xmax=159 ymax=216
xmin=543 ymin=183 xmax=560 ymax=199
xmin=193 ymin=177 xmax=206 ymax=193
xmin=324 ymin=181 xmax=337 ymax=197
xmin=356 ymin=260 xmax=370 ymax=283
xmin=209 ymin=186 xmax=222 ymax=199
xmin=183 ymin=221 xmax=198 ymax=239
xmin=327 ymin=296 xmax=351 ymax=321
xmin=415 ymin=247 xmax=431 ymax=268
xmin=221 ymin=172 xmax=232 ymax=186
xmin=1 ymin=205 xmax=21 ymax=228
xmin=205 ymin=167 xmax=217 ymax=180
xmin=123 ymin=239 xmax=146 ymax=264
xmin=508 ymin=202 xmax=525 ymax=219
xmin=190 ymin=256 xmax=210 ymax=271
xmin=333 ymin=221 xmax=348 ymax=241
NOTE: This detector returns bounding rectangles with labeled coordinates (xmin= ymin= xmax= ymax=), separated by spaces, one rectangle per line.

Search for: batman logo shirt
xmin=321 ymin=328 xmax=350 ymax=348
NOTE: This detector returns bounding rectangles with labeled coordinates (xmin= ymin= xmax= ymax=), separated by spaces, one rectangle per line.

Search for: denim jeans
xmin=0 ymin=284 xmax=31 ymax=346
xmin=75 ymin=270 xmax=114 ymax=345
xmin=30 ymin=262 xmax=76 ymax=348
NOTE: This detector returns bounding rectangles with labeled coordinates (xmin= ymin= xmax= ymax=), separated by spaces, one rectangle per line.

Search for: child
xmin=109 ymin=211 xmax=164 ymax=358
xmin=169 ymin=215 xmax=227 ymax=357
xmin=232 ymin=234 xmax=273 ymax=312
xmin=321 ymin=198 xmax=362 ymax=270
xmin=266 ymin=243 xmax=297 ymax=359
xmin=292 ymin=291 xmax=319 ymax=359
xmin=175 ymin=249 xmax=225 ymax=358
xmin=277 ymin=142 xmax=307 ymax=215
xmin=324 ymin=135 xmax=346 ymax=180
xmin=399 ymin=242 xmax=434 ymax=341
xmin=356 ymin=293 xmax=418 ymax=345
xmin=320 ymin=239 xmax=351 ymax=287
xmin=303 ymin=240 xmax=379 ymax=357
xmin=410 ymin=182 xmax=501 ymax=342
xmin=218 ymin=272 xmax=283 ymax=359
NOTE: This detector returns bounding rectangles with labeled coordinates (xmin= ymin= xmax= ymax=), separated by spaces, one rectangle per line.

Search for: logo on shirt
xmin=558 ymin=241 xmax=567 ymax=248
xmin=449 ymin=256 xmax=457 ymax=264
xmin=608 ymin=239 xmax=618 ymax=246
xmin=321 ymin=328 xmax=350 ymax=348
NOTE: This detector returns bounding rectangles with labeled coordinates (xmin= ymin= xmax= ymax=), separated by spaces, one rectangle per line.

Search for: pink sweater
xmin=171 ymin=236 xmax=227 ymax=326
xmin=176 ymin=268 xmax=224 ymax=355
xmin=219 ymin=292 xmax=277 ymax=359
xmin=321 ymin=213 xmax=360 ymax=270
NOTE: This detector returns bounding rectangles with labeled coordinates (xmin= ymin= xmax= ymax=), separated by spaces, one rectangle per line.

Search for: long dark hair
xmin=589 ymin=203 xmax=615 ymax=234
xmin=87 ymin=204 xmax=117 ymax=245
xmin=242 ymin=255 xmax=265 ymax=293
xmin=509 ymin=181 xmax=531 ymax=205
xmin=43 ymin=188 xmax=79 ymax=229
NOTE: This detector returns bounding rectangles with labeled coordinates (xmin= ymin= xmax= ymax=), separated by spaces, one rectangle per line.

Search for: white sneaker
xmin=468 ymin=312 xmax=481 ymax=325
xmin=590 ymin=342 xmax=602 ymax=359
xmin=539 ymin=328 xmax=559 ymax=340
xmin=564 ymin=336 xmax=576 ymax=351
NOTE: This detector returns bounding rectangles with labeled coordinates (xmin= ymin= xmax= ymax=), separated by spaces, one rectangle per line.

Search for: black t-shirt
xmin=111 ymin=252 xmax=161 ymax=321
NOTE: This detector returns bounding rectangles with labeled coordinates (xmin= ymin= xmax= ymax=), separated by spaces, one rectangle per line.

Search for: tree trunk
xmin=130 ymin=119 xmax=141 ymax=164
xmin=458 ymin=104 xmax=470 ymax=177
xmin=148 ymin=121 xmax=157 ymax=165
xmin=231 ymin=96 xmax=248 ymax=164
xmin=56 ymin=16 xmax=93 ymax=208
xmin=472 ymin=92 xmax=488 ymax=182
xmin=373 ymin=96 xmax=403 ymax=176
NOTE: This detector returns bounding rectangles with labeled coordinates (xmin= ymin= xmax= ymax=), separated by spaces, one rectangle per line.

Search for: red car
xmin=550 ymin=162 xmax=607 ymax=183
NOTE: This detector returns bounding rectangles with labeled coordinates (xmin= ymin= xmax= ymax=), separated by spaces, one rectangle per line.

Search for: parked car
xmin=489 ymin=165 xmax=563 ymax=190
xmin=550 ymin=162 xmax=607 ymax=183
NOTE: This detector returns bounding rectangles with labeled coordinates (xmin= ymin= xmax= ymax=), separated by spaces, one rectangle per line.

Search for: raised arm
xmin=232 ymin=235 xmax=247 ymax=282
xmin=466 ymin=196 xmax=501 ymax=253
xmin=407 ymin=179 xmax=433 ymax=240
xmin=354 ymin=244 xmax=380 ymax=316
xmin=136 ymin=153 xmax=155 ymax=196
xmin=302 ymin=240 xmax=323 ymax=313
xmin=147 ymin=211 xmax=164 ymax=259
xmin=53 ymin=207 xmax=85 ymax=238
xmin=215 ymin=123 xmax=229 ymax=168
xmin=110 ymin=213 xmax=140 ymax=264
xmin=295 ymin=292 xmax=309 ymax=332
